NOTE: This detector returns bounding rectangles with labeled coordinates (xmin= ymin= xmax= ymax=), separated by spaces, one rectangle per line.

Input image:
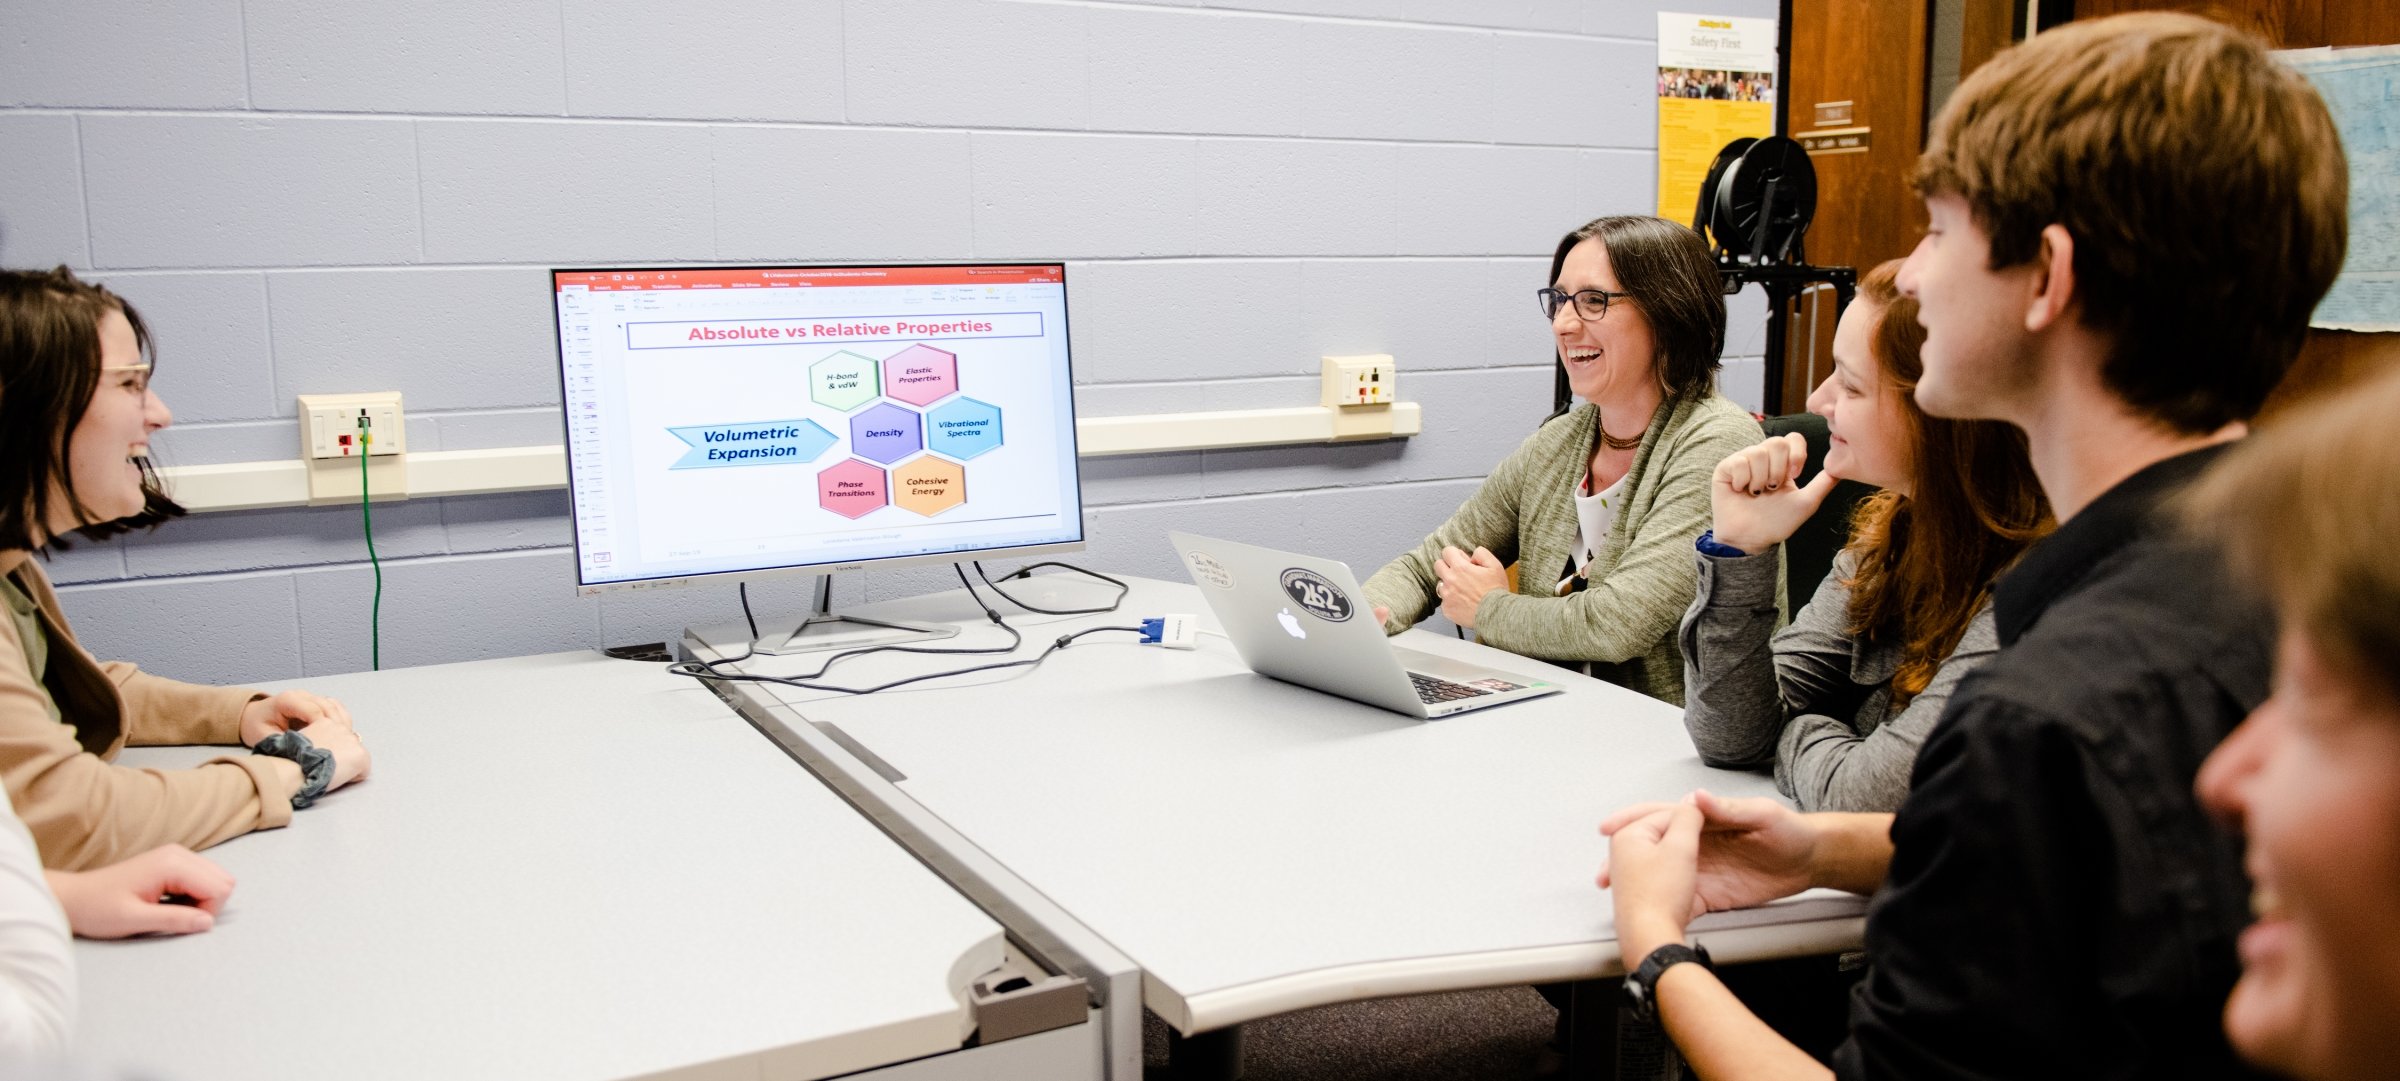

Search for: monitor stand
xmin=752 ymin=573 xmax=959 ymax=656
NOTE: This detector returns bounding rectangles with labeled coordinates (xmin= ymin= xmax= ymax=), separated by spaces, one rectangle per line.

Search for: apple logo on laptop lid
xmin=1277 ymin=608 xmax=1307 ymax=639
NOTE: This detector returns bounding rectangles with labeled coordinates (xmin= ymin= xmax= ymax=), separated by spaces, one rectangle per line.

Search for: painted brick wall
xmin=0 ymin=0 xmax=1775 ymax=685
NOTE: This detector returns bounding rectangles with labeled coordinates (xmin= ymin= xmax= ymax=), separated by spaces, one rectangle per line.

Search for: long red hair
xmin=1842 ymin=261 xmax=2052 ymax=705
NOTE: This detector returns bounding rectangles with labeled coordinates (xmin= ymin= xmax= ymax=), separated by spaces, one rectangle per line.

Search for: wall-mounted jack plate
xmin=299 ymin=392 xmax=405 ymax=459
xmin=297 ymin=392 xmax=407 ymax=505
xmin=1320 ymin=354 xmax=1396 ymax=408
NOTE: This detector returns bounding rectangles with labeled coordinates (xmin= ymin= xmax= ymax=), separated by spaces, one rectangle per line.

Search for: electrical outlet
xmin=298 ymin=392 xmax=406 ymax=459
xmin=1320 ymin=354 xmax=1397 ymax=408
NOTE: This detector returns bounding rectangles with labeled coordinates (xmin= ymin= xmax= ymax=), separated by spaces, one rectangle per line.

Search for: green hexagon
xmin=810 ymin=351 xmax=880 ymax=412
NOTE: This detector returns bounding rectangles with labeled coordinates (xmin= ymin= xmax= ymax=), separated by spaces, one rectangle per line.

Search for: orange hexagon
xmin=890 ymin=454 xmax=965 ymax=517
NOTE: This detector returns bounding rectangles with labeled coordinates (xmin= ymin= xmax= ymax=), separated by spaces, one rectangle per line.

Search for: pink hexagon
xmin=817 ymin=458 xmax=888 ymax=519
xmin=882 ymin=344 xmax=958 ymax=406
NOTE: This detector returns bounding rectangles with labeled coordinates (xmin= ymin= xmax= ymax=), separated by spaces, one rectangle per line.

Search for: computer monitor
xmin=550 ymin=263 xmax=1085 ymax=650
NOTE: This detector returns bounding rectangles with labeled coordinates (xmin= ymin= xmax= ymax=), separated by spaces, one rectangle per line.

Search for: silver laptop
xmin=1168 ymin=532 xmax=1565 ymax=719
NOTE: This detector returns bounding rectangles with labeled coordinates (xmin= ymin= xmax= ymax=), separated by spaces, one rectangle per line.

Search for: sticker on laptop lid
xmin=1185 ymin=550 xmax=1234 ymax=590
xmin=1279 ymin=568 xmax=1354 ymax=622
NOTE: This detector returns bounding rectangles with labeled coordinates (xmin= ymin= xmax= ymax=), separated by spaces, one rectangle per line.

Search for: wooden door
xmin=1777 ymin=0 xmax=1932 ymax=412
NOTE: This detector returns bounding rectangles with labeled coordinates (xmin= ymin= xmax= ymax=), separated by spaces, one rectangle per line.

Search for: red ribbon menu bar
xmin=556 ymin=266 xmax=1064 ymax=291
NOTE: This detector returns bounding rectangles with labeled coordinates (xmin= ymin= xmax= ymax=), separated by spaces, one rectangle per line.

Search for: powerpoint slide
xmin=556 ymin=266 xmax=1080 ymax=583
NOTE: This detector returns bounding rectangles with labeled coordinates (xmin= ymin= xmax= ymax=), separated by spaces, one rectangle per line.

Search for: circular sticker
xmin=1279 ymin=568 xmax=1354 ymax=622
xmin=1186 ymin=550 xmax=1234 ymax=590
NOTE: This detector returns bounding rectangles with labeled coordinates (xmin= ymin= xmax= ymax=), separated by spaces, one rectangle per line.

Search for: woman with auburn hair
xmin=0 ymin=267 xmax=371 ymax=874
xmin=2191 ymin=364 xmax=2400 ymax=1081
xmin=1678 ymin=259 xmax=2050 ymax=811
xmin=1361 ymin=216 xmax=1762 ymax=705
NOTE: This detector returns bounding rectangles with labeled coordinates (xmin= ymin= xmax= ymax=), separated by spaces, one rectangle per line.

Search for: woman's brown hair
xmin=1547 ymin=215 xmax=1726 ymax=403
xmin=1842 ymin=260 xmax=2051 ymax=705
xmin=0 ymin=266 xmax=183 ymax=552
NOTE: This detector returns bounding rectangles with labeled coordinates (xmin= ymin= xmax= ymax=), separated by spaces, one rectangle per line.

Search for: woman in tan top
xmin=0 ymin=267 xmax=370 ymax=871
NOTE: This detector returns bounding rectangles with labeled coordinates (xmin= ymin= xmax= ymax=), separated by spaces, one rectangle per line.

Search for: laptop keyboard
xmin=1410 ymin=671 xmax=1494 ymax=704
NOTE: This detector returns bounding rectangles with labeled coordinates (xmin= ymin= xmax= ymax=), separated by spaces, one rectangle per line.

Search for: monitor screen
xmin=551 ymin=263 xmax=1083 ymax=594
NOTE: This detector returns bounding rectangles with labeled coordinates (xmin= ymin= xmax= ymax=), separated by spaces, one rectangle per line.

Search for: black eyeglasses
xmin=1536 ymin=287 xmax=1631 ymax=321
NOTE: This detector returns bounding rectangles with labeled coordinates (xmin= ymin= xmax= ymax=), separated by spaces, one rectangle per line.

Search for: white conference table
xmin=691 ymin=575 xmax=1868 ymax=1074
xmin=73 ymin=650 xmax=1096 ymax=1081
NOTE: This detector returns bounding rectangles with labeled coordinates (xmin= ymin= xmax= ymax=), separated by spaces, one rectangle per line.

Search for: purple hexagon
xmin=849 ymin=401 xmax=922 ymax=465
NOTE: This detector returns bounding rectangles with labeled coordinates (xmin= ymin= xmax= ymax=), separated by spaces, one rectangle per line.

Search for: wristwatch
xmin=1623 ymin=941 xmax=1713 ymax=1023
xmin=251 ymin=731 xmax=336 ymax=809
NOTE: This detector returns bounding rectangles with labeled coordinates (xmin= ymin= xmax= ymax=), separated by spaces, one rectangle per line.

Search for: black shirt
xmin=1831 ymin=446 xmax=2270 ymax=1081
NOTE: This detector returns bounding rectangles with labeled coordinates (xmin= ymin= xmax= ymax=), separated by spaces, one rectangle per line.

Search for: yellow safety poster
xmin=1657 ymin=12 xmax=1779 ymax=224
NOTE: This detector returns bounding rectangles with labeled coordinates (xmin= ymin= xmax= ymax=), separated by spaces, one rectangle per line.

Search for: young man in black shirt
xmin=1598 ymin=13 xmax=2350 ymax=1079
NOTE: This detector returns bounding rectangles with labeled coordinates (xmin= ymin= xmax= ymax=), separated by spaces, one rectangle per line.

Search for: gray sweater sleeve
xmin=1679 ymin=545 xmax=1855 ymax=770
xmin=1359 ymin=423 xmax=1537 ymax=635
xmin=1471 ymin=403 xmax=1759 ymax=665
xmin=1777 ymin=597 xmax=2000 ymax=812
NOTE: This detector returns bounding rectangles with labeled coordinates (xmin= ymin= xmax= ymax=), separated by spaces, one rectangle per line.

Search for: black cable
xmin=667 ymin=564 xmax=1142 ymax=696
xmin=684 ymin=565 xmax=1012 ymax=678
xmin=672 ymin=623 xmax=1142 ymax=696
xmin=684 ymin=582 xmax=765 ymax=669
xmin=972 ymin=559 xmax=1129 ymax=615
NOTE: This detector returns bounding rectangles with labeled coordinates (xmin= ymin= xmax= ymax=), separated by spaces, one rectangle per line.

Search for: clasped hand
xmin=240 ymin=689 xmax=372 ymax=792
xmin=1597 ymin=790 xmax=1821 ymax=963
xmin=1710 ymin=432 xmax=1843 ymax=555
xmin=1431 ymin=545 xmax=1507 ymax=629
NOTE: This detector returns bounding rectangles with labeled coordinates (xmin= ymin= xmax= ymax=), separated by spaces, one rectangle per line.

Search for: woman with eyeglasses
xmin=0 ymin=267 xmax=371 ymax=877
xmin=1360 ymin=216 xmax=1764 ymax=705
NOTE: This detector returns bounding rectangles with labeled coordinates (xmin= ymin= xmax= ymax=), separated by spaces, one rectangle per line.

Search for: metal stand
xmin=1729 ymin=262 xmax=1857 ymax=416
xmin=1711 ymin=155 xmax=1856 ymax=416
xmin=753 ymin=574 xmax=959 ymax=656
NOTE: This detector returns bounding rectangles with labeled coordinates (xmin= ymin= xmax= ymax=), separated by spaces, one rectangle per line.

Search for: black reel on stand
xmin=1697 ymin=136 xmax=1820 ymax=266
xmin=1695 ymin=135 xmax=1855 ymax=416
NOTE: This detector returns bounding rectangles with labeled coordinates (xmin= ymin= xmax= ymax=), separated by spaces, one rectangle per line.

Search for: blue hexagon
xmin=849 ymin=401 xmax=922 ymax=465
xmin=925 ymin=397 xmax=1003 ymax=460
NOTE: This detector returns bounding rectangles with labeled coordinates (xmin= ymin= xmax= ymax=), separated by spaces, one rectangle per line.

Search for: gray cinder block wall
xmin=0 ymin=0 xmax=1774 ymax=685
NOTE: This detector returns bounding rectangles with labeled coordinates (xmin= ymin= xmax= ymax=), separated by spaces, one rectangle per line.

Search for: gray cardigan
xmin=1362 ymin=393 xmax=1763 ymax=705
xmin=1678 ymin=546 xmax=1999 ymax=812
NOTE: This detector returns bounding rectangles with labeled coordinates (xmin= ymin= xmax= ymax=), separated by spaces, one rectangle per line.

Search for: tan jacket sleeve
xmin=0 ymin=573 xmax=298 ymax=871
xmin=103 ymin=661 xmax=257 ymax=748
xmin=0 ymin=677 xmax=299 ymax=871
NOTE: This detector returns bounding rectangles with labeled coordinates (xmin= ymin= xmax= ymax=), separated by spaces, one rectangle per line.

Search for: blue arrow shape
xmin=668 ymin=419 xmax=837 ymax=469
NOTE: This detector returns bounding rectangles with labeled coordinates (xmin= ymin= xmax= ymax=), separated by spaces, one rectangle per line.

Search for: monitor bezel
xmin=548 ymin=261 xmax=1086 ymax=597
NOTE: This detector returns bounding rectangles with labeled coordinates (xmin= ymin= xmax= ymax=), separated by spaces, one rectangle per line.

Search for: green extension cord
xmin=359 ymin=419 xmax=383 ymax=671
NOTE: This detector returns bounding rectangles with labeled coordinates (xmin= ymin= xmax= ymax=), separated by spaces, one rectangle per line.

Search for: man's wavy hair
xmin=1911 ymin=12 xmax=2346 ymax=432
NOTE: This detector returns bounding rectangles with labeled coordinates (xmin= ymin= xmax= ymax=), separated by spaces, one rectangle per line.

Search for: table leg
xmin=1563 ymin=980 xmax=1619 ymax=1077
xmin=1166 ymin=1023 xmax=1245 ymax=1081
